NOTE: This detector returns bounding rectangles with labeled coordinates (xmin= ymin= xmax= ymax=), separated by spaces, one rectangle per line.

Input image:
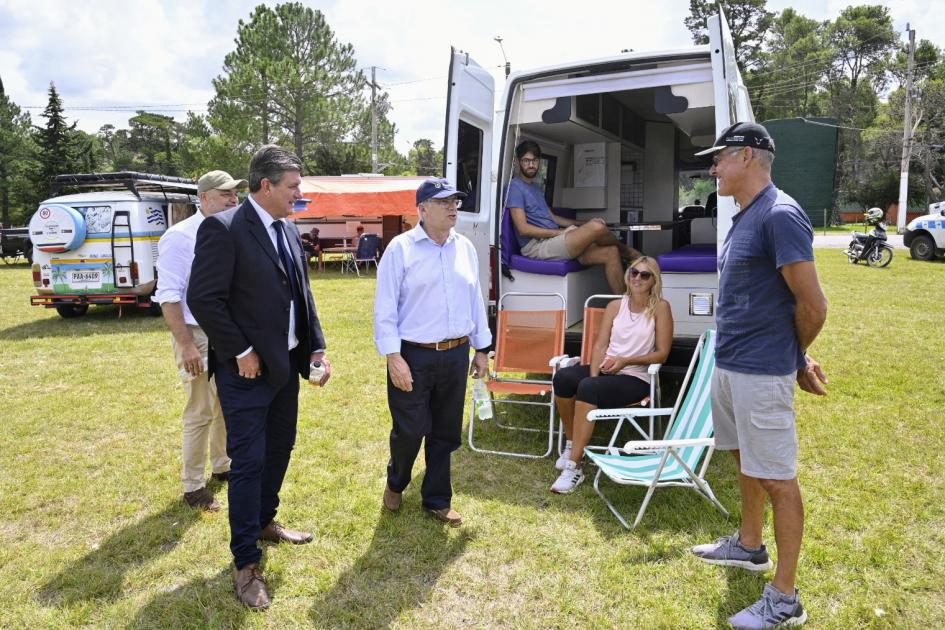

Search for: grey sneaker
xmin=691 ymin=531 xmax=773 ymax=571
xmin=728 ymin=583 xmax=807 ymax=629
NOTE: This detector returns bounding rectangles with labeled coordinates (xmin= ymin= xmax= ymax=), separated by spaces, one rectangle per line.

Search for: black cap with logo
xmin=695 ymin=122 xmax=775 ymax=156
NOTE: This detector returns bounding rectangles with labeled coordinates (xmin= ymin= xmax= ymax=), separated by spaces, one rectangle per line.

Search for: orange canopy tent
xmin=293 ymin=176 xmax=427 ymax=219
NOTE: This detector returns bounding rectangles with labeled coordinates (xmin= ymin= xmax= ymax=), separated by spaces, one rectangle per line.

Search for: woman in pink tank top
xmin=550 ymin=256 xmax=673 ymax=494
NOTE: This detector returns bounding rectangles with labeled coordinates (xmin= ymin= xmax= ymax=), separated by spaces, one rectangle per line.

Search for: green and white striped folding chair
xmin=584 ymin=329 xmax=728 ymax=530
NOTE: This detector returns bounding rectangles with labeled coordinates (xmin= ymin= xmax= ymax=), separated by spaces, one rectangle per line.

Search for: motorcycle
xmin=844 ymin=207 xmax=893 ymax=268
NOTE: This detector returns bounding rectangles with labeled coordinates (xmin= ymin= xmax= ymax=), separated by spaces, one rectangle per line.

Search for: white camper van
xmin=29 ymin=172 xmax=199 ymax=318
xmin=444 ymin=12 xmax=750 ymax=363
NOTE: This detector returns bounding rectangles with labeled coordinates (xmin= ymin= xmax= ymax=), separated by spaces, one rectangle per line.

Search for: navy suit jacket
xmin=187 ymin=199 xmax=326 ymax=388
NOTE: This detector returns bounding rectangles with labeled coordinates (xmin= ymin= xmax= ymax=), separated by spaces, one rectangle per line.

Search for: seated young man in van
xmin=507 ymin=140 xmax=640 ymax=294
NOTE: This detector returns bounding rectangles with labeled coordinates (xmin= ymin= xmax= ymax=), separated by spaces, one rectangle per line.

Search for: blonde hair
xmin=624 ymin=256 xmax=663 ymax=317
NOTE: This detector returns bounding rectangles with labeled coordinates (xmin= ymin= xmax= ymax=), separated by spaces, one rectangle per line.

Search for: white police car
xmin=904 ymin=201 xmax=945 ymax=261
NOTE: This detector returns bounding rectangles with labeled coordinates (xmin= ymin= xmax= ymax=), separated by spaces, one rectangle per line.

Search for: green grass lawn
xmin=1 ymin=252 xmax=943 ymax=629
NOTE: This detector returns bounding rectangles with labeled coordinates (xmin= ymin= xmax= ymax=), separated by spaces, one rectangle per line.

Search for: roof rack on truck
xmin=49 ymin=172 xmax=198 ymax=198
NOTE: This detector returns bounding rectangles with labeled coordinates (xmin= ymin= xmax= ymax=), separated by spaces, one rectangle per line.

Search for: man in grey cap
xmin=156 ymin=170 xmax=247 ymax=511
xmin=688 ymin=122 xmax=828 ymax=629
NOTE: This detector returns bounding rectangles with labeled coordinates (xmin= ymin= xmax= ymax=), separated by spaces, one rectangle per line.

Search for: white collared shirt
xmin=374 ymin=223 xmax=491 ymax=356
xmin=155 ymin=210 xmax=206 ymax=325
xmin=246 ymin=195 xmax=299 ymax=352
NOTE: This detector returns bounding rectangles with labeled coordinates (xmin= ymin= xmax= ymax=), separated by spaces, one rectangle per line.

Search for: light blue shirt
xmin=374 ymin=224 xmax=492 ymax=356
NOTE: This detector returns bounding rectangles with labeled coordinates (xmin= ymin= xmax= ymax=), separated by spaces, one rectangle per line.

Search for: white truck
xmin=29 ymin=172 xmax=199 ymax=318
xmin=904 ymin=201 xmax=945 ymax=261
xmin=443 ymin=10 xmax=750 ymax=363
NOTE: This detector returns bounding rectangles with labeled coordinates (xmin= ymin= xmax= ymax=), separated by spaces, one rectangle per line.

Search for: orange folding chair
xmin=468 ymin=292 xmax=566 ymax=459
xmin=551 ymin=294 xmax=662 ymax=455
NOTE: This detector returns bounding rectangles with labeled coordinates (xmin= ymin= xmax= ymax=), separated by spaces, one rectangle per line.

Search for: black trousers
xmin=552 ymin=363 xmax=650 ymax=408
xmin=386 ymin=342 xmax=468 ymax=510
xmin=215 ymin=353 xmax=300 ymax=570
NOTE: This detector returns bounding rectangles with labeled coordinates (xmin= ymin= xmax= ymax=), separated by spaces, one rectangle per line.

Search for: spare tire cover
xmin=29 ymin=204 xmax=87 ymax=253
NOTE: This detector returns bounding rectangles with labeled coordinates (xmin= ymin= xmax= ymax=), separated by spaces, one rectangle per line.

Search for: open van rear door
xmin=443 ymin=48 xmax=494 ymax=304
xmin=708 ymin=8 xmax=754 ymax=238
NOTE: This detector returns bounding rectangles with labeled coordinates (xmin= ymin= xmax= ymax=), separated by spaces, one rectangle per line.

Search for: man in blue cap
xmin=373 ymin=178 xmax=492 ymax=527
xmin=689 ymin=122 xmax=828 ymax=629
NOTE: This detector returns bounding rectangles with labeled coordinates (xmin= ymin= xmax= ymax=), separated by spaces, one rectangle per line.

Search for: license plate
xmin=70 ymin=270 xmax=102 ymax=284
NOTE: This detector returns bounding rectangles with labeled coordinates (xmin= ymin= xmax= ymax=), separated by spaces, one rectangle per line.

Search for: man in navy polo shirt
xmin=689 ymin=123 xmax=828 ymax=629
xmin=506 ymin=140 xmax=640 ymax=293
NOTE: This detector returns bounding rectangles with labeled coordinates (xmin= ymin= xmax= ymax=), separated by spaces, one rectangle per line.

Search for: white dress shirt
xmin=155 ymin=210 xmax=205 ymax=325
xmin=246 ymin=195 xmax=299 ymax=352
xmin=374 ymin=223 xmax=492 ymax=356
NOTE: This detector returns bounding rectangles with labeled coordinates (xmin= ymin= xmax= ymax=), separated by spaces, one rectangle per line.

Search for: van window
xmin=78 ymin=206 xmax=113 ymax=233
xmin=456 ymin=120 xmax=483 ymax=213
xmin=537 ymin=155 xmax=558 ymax=208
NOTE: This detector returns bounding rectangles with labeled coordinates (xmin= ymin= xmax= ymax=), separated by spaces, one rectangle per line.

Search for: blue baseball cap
xmin=416 ymin=178 xmax=467 ymax=205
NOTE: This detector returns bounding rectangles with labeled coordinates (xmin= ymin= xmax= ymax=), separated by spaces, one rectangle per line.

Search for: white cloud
xmin=0 ymin=0 xmax=942 ymax=157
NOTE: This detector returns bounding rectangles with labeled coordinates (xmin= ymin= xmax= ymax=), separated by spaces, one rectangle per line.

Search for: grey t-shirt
xmin=505 ymin=177 xmax=559 ymax=248
xmin=716 ymin=184 xmax=814 ymax=376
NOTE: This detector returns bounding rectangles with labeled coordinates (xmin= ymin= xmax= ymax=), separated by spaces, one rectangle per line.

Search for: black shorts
xmin=552 ymin=364 xmax=650 ymax=408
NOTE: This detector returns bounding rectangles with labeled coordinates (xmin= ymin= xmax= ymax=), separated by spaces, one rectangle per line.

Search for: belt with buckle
xmin=402 ymin=336 xmax=469 ymax=351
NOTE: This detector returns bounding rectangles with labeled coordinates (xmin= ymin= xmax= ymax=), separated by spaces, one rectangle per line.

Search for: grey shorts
xmin=712 ymin=366 xmax=798 ymax=480
xmin=521 ymin=226 xmax=575 ymax=260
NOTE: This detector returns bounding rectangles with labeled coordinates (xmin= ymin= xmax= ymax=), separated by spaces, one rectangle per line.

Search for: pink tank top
xmin=606 ymin=296 xmax=656 ymax=383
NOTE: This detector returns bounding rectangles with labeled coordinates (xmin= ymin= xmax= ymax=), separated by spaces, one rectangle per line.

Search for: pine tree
xmin=0 ymin=75 xmax=37 ymax=226
xmin=36 ymin=82 xmax=78 ymax=187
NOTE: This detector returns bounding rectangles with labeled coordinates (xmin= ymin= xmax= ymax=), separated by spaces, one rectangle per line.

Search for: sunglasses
xmin=630 ymin=268 xmax=654 ymax=280
xmin=712 ymin=147 xmax=744 ymax=166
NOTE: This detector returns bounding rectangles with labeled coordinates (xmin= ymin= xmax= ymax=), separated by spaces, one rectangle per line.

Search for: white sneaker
xmin=550 ymin=460 xmax=585 ymax=494
xmin=555 ymin=444 xmax=573 ymax=471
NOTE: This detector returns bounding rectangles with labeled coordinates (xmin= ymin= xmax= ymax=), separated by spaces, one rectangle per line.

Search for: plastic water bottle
xmin=472 ymin=378 xmax=492 ymax=420
xmin=309 ymin=360 xmax=326 ymax=387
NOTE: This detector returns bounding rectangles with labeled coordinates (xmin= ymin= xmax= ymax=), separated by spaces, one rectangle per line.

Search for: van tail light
xmin=32 ymin=265 xmax=41 ymax=287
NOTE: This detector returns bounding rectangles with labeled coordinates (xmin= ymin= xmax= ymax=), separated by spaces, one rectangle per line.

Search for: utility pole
xmin=370 ymin=66 xmax=379 ymax=174
xmin=897 ymin=25 xmax=916 ymax=233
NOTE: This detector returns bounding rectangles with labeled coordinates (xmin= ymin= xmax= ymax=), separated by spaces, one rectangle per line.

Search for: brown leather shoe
xmin=234 ymin=563 xmax=270 ymax=610
xmin=259 ymin=520 xmax=313 ymax=544
xmin=425 ymin=506 xmax=463 ymax=528
xmin=183 ymin=487 xmax=221 ymax=512
xmin=383 ymin=484 xmax=402 ymax=511
xmin=210 ymin=471 xmax=229 ymax=483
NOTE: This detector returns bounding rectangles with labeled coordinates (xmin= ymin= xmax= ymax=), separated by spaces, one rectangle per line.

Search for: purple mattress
xmin=657 ymin=244 xmax=718 ymax=273
xmin=509 ymin=254 xmax=584 ymax=276
xmin=501 ymin=208 xmax=587 ymax=276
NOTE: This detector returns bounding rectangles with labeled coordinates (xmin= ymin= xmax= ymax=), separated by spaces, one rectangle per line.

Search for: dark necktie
xmin=271 ymin=220 xmax=306 ymax=330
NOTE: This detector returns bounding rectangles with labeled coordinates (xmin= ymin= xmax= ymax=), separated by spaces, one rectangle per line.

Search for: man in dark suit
xmin=188 ymin=144 xmax=331 ymax=610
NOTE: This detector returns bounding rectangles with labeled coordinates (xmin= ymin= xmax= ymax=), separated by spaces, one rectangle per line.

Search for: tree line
xmin=0 ymin=3 xmax=442 ymax=227
xmin=2 ymin=2 xmax=942 ymax=227
xmin=687 ymin=0 xmax=945 ymax=213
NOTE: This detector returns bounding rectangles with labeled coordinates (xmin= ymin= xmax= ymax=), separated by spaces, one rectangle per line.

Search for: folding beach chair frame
xmin=468 ymin=291 xmax=566 ymax=459
xmin=584 ymin=330 xmax=728 ymax=530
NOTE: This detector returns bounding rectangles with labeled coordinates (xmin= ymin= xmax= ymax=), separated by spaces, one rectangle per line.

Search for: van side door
xmin=443 ymin=48 xmax=495 ymax=305
xmin=708 ymin=8 xmax=755 ymax=239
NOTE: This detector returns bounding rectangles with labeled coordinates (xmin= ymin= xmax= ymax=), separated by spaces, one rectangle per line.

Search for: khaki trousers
xmin=172 ymin=325 xmax=230 ymax=492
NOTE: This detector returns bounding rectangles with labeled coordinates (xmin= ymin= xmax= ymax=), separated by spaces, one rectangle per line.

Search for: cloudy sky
xmin=1 ymin=0 xmax=941 ymax=156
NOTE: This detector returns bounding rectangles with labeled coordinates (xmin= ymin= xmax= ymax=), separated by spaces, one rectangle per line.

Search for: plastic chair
xmin=584 ymin=329 xmax=727 ymax=530
xmin=468 ymin=292 xmax=566 ymax=459
xmin=348 ymin=233 xmax=380 ymax=277
xmin=550 ymin=294 xmax=662 ymax=457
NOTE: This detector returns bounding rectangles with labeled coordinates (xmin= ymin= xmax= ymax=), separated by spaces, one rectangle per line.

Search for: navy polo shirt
xmin=716 ymin=184 xmax=814 ymax=376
